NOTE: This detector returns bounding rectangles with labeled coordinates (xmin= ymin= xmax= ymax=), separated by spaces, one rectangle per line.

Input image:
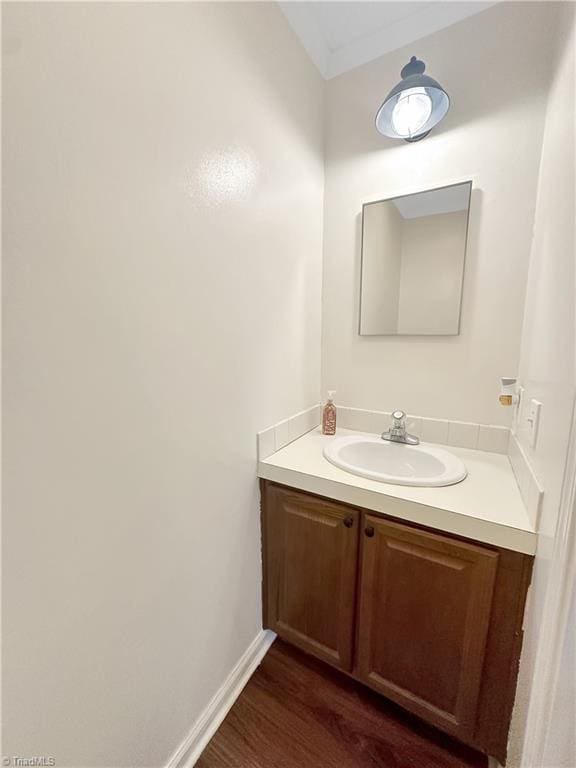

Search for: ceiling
xmin=279 ymin=1 xmax=498 ymax=79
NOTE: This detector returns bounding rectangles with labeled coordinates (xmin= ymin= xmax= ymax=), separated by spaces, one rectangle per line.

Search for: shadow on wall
xmin=353 ymin=188 xmax=483 ymax=346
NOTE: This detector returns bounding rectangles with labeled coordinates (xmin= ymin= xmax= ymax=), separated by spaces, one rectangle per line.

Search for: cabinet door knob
xmin=344 ymin=516 xmax=354 ymax=528
xmin=364 ymin=526 xmax=375 ymax=538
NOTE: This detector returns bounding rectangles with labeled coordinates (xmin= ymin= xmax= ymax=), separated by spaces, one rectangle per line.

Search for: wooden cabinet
xmin=261 ymin=481 xmax=533 ymax=764
xmin=356 ymin=515 xmax=498 ymax=741
xmin=262 ymin=484 xmax=360 ymax=670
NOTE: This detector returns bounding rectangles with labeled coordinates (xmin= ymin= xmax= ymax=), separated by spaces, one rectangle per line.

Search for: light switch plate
xmin=527 ymin=399 xmax=542 ymax=448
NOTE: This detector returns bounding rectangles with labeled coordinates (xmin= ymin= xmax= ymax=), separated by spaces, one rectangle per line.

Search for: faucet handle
xmin=391 ymin=410 xmax=406 ymax=424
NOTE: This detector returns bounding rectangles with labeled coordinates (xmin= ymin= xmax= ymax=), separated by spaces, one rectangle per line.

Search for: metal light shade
xmin=375 ymin=56 xmax=450 ymax=142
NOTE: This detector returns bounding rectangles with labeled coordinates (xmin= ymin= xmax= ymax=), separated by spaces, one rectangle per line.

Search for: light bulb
xmin=391 ymin=87 xmax=432 ymax=138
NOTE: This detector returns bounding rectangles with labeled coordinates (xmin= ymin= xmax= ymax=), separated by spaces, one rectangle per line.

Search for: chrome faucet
xmin=381 ymin=410 xmax=420 ymax=445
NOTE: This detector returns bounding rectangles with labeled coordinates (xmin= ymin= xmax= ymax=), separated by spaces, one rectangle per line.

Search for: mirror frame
xmin=358 ymin=179 xmax=473 ymax=337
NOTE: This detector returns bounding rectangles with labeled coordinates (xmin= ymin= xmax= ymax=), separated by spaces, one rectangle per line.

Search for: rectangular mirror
xmin=359 ymin=181 xmax=472 ymax=336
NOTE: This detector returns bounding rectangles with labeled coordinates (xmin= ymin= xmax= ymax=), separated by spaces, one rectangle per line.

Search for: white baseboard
xmin=165 ymin=629 xmax=276 ymax=768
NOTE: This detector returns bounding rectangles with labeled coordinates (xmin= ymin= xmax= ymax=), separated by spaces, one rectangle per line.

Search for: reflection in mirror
xmin=359 ymin=181 xmax=472 ymax=335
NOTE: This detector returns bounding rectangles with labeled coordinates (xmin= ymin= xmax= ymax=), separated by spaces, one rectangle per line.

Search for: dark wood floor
xmin=196 ymin=639 xmax=488 ymax=768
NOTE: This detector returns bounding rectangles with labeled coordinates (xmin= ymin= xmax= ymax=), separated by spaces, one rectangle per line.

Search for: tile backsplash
xmin=508 ymin=435 xmax=543 ymax=528
xmin=257 ymin=404 xmax=511 ymax=460
xmin=257 ymin=405 xmax=320 ymax=460
xmin=336 ymin=406 xmax=510 ymax=454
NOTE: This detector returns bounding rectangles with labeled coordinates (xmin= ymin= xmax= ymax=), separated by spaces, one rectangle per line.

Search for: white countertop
xmin=258 ymin=427 xmax=536 ymax=555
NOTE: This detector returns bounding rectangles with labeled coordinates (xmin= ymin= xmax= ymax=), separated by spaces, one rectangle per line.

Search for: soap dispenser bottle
xmin=322 ymin=391 xmax=337 ymax=435
xmin=499 ymin=377 xmax=520 ymax=406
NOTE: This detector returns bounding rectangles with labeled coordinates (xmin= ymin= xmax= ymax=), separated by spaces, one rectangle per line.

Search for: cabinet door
xmin=356 ymin=515 xmax=498 ymax=739
xmin=262 ymin=485 xmax=359 ymax=671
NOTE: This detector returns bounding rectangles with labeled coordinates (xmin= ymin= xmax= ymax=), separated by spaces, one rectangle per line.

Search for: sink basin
xmin=323 ymin=435 xmax=467 ymax=487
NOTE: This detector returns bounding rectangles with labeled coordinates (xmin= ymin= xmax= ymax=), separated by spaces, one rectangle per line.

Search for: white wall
xmin=541 ymin=589 xmax=576 ymax=767
xmin=506 ymin=3 xmax=576 ymax=765
xmin=321 ymin=2 xmax=558 ymax=425
xmin=2 ymin=3 xmax=324 ymax=766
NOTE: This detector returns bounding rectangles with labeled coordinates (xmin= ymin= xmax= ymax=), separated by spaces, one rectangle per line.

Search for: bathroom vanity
xmin=258 ymin=429 xmax=536 ymax=763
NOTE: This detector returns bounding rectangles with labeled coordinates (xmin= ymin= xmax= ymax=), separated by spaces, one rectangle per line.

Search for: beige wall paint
xmin=397 ymin=210 xmax=467 ymax=335
xmin=321 ymin=2 xmax=558 ymax=425
xmin=506 ymin=3 xmax=576 ymax=766
xmin=2 ymin=3 xmax=323 ymax=766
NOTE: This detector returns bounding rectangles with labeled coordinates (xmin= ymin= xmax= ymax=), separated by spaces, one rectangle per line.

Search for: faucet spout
xmin=381 ymin=410 xmax=420 ymax=445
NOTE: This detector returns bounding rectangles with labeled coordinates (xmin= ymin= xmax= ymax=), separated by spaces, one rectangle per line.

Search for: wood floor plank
xmin=196 ymin=640 xmax=488 ymax=768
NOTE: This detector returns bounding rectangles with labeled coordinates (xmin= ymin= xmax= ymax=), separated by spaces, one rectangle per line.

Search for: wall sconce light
xmin=375 ymin=56 xmax=450 ymax=142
